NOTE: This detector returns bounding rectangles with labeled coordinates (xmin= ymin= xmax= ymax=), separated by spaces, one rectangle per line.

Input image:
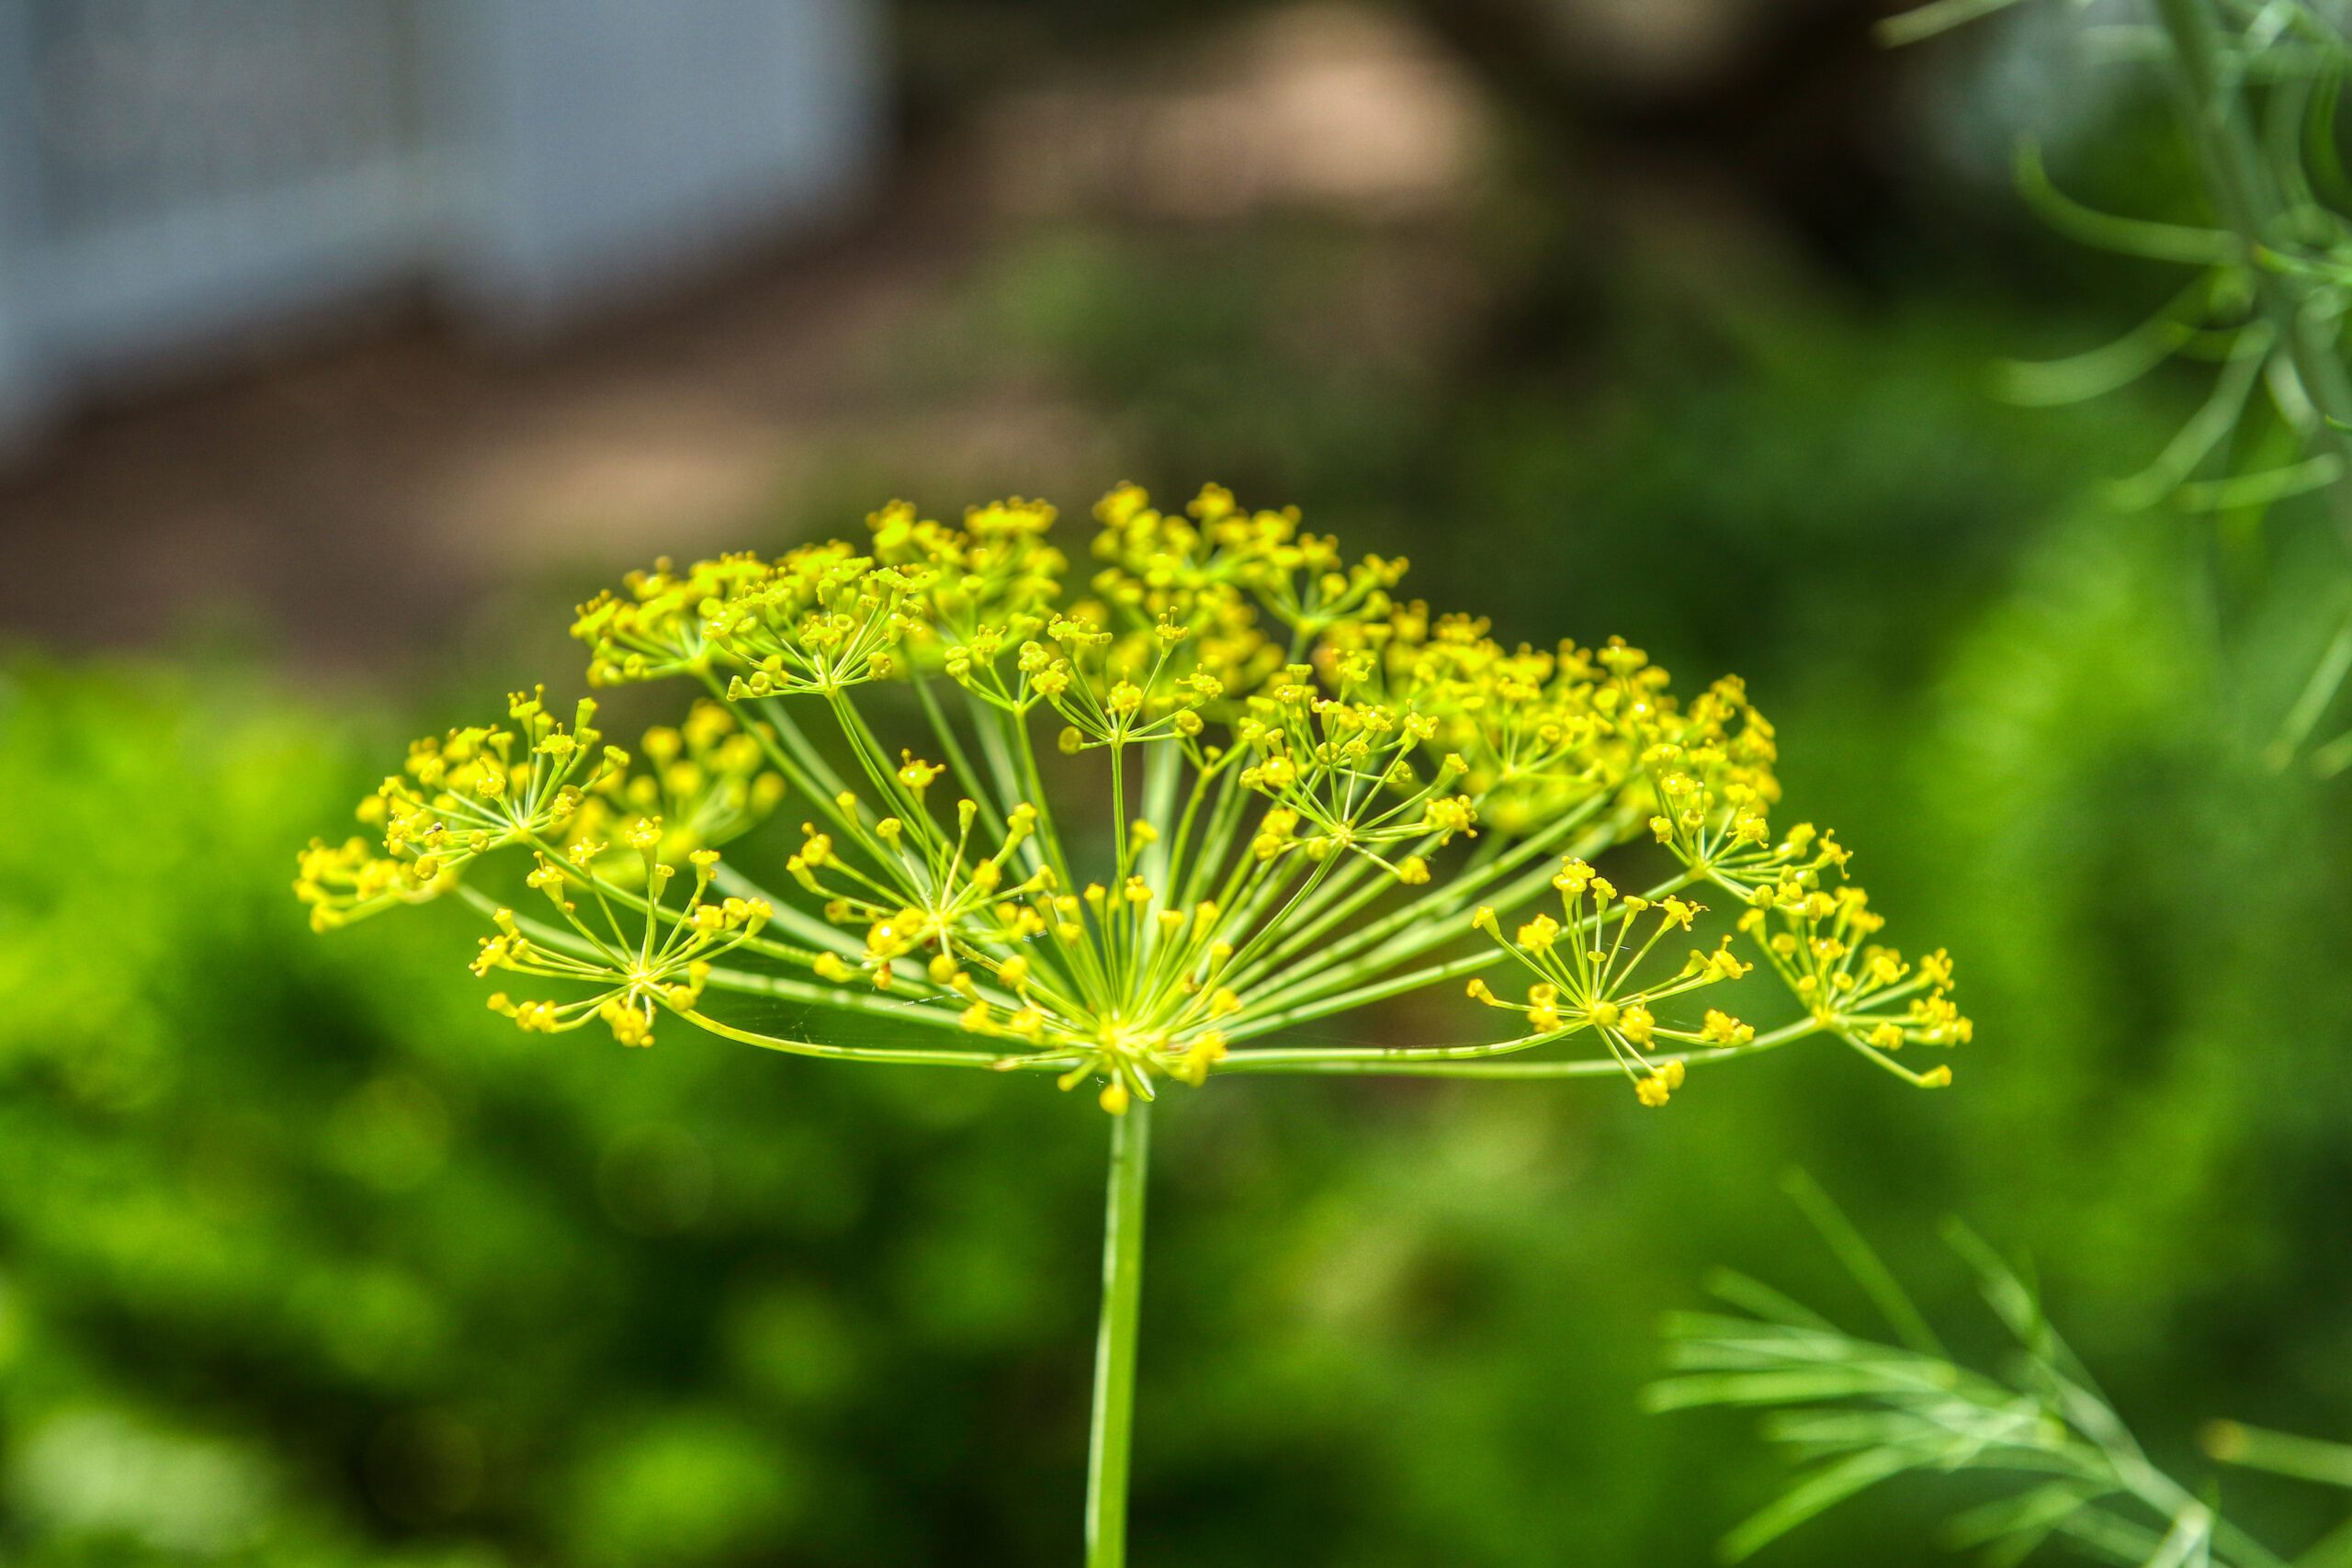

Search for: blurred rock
xmin=982 ymin=4 xmax=1496 ymax=222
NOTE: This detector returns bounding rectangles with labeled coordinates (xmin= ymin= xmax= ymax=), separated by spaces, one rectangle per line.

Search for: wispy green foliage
xmin=1654 ymin=1178 xmax=2352 ymax=1567
xmin=1897 ymin=0 xmax=2352 ymax=516
xmin=1891 ymin=0 xmax=2352 ymax=764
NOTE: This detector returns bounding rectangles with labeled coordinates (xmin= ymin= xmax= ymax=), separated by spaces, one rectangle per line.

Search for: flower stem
xmin=1085 ymin=1096 xmax=1151 ymax=1568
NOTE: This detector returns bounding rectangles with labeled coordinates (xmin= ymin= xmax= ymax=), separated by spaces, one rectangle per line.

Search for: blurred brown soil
xmin=0 ymin=159 xmax=985 ymax=671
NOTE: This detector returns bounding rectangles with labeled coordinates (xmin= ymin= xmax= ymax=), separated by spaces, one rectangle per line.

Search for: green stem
xmin=678 ymin=1010 xmax=1016 ymax=1068
xmin=1216 ymin=1015 xmax=1827 ymax=1076
xmin=1086 ymin=1098 xmax=1151 ymax=1568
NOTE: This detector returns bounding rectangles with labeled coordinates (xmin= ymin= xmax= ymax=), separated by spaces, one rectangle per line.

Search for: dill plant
xmin=1654 ymin=1176 xmax=2352 ymax=1567
xmin=1647 ymin=6 xmax=2352 ymax=1562
xmin=298 ymin=484 xmax=1967 ymax=1562
xmin=1892 ymin=0 xmax=2352 ymax=765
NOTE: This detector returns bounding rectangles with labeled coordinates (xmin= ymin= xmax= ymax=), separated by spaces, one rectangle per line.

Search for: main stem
xmin=1085 ymin=1097 xmax=1151 ymax=1568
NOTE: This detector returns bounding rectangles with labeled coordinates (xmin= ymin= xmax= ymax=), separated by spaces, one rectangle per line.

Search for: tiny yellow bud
xmin=1701 ymin=1010 xmax=1753 ymax=1044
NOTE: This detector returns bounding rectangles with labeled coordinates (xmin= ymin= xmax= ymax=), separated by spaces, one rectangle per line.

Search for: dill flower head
xmin=300 ymin=484 xmax=1966 ymax=1110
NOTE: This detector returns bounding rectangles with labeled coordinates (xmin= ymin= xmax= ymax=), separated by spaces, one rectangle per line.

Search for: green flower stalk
xmin=298 ymin=484 xmax=1968 ymax=1562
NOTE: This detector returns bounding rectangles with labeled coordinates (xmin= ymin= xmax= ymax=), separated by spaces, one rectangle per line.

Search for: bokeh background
xmin=3 ymin=1 xmax=2349 ymax=1563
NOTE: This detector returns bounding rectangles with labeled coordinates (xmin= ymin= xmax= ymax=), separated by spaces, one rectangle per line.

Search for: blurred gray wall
xmin=444 ymin=0 xmax=880 ymax=327
xmin=0 ymin=2 xmax=43 ymax=443
xmin=0 ymin=0 xmax=883 ymax=449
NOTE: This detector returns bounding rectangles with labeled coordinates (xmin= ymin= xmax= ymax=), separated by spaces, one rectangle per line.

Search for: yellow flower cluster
xmin=1736 ymin=877 xmax=1966 ymax=1086
xmin=296 ymin=688 xmax=617 ymax=931
xmin=563 ymin=700 xmax=784 ymax=875
xmin=474 ymin=842 xmax=772 ymax=1047
xmin=305 ymin=484 xmax=1966 ymax=1108
xmin=1468 ymin=862 xmax=1750 ymax=1106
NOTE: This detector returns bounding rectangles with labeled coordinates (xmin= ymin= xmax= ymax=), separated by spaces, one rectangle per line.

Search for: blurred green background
xmin=4 ymin=2 xmax=2351 ymax=1563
